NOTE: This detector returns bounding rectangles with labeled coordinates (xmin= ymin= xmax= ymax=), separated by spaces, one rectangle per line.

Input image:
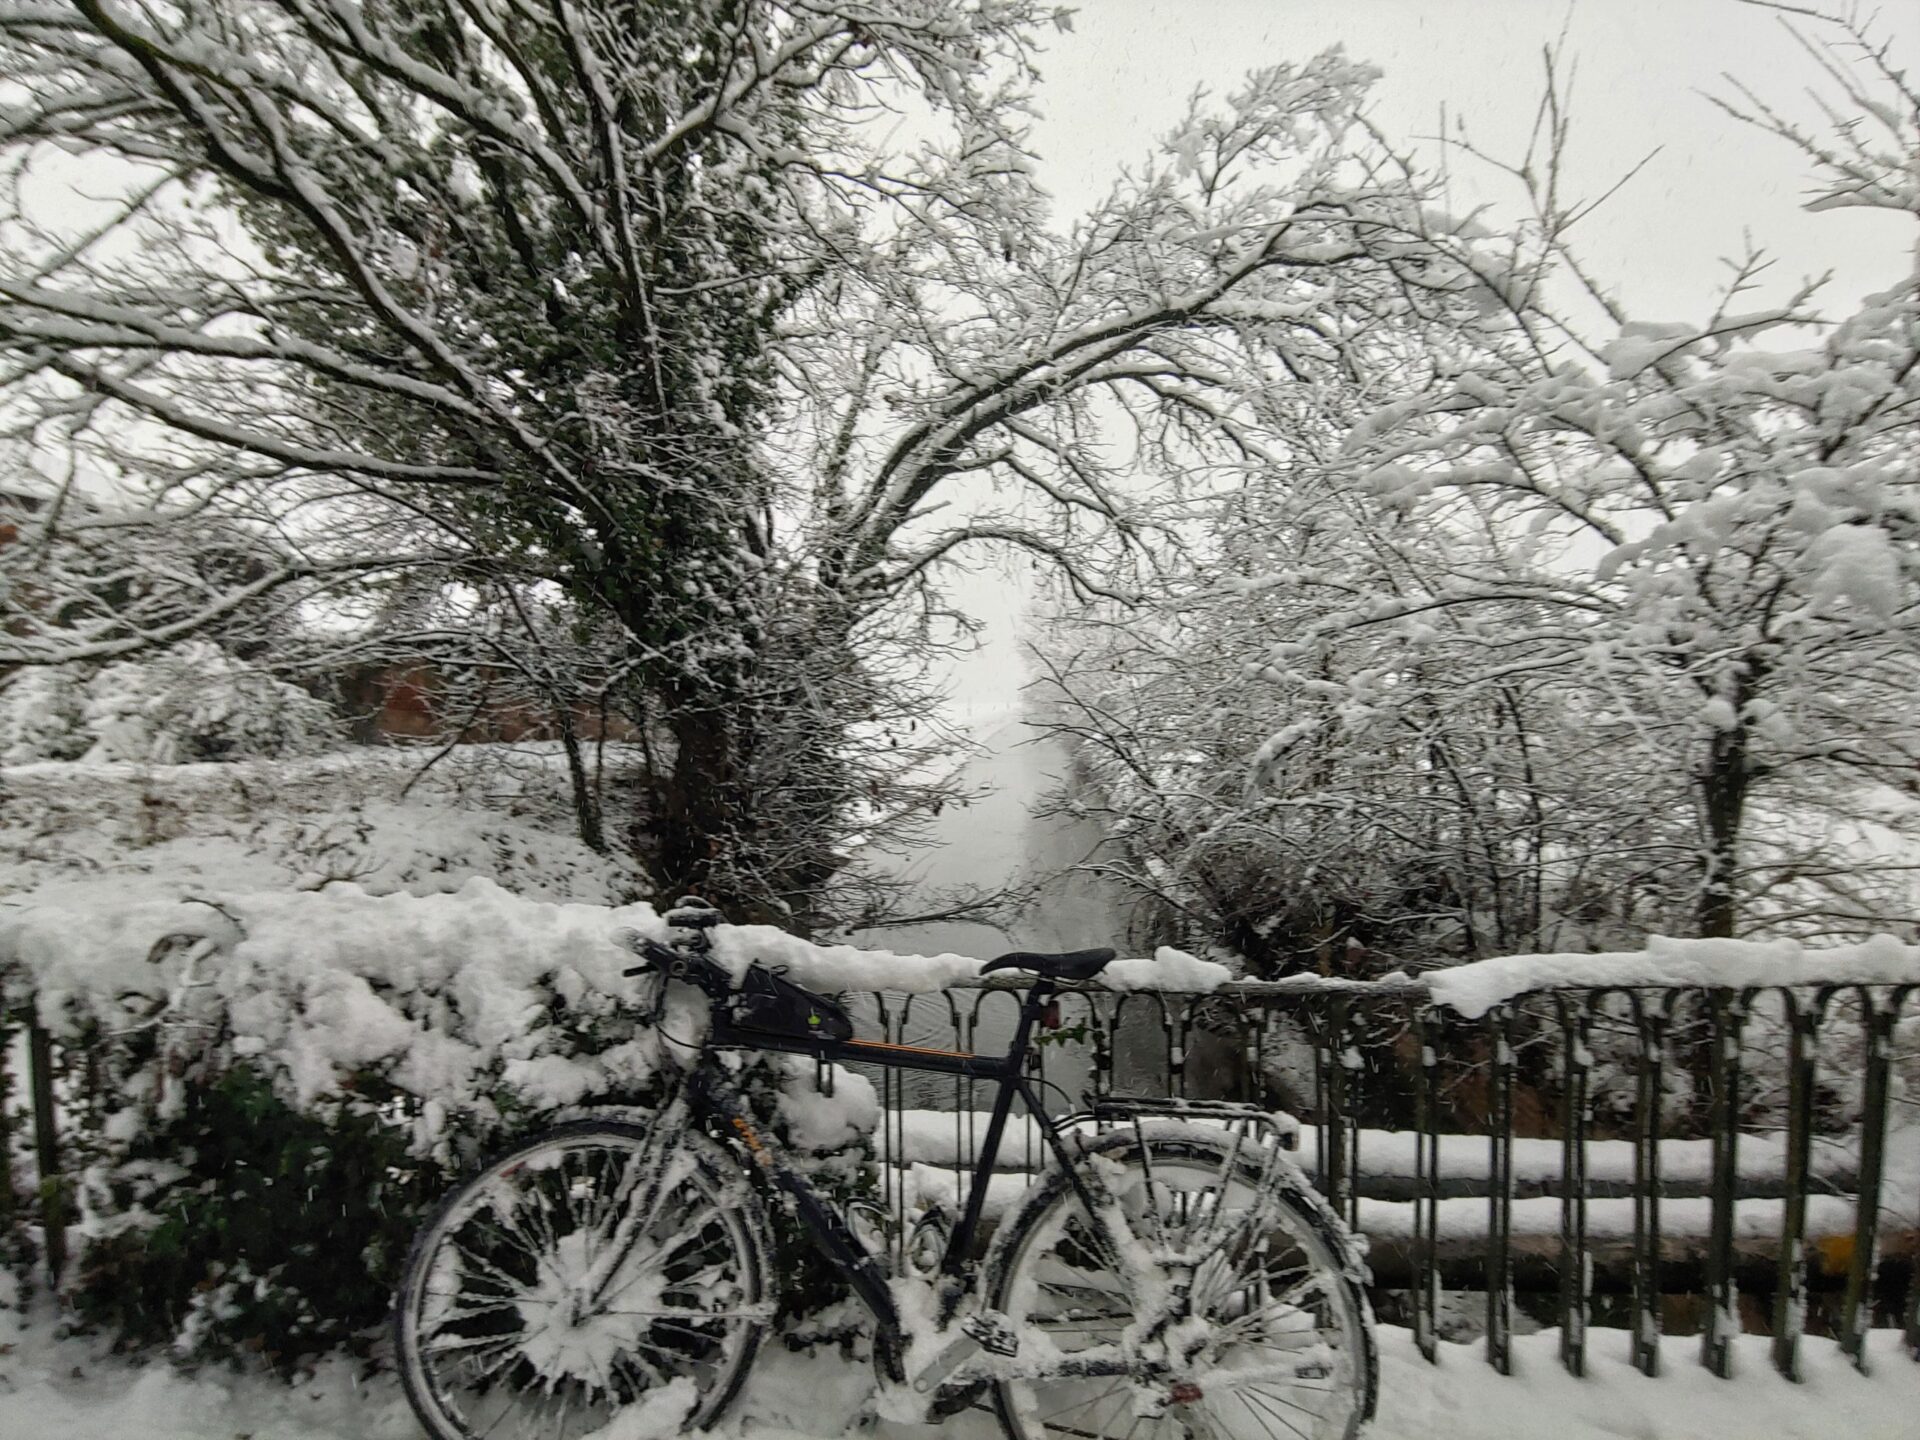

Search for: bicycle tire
xmin=394 ymin=1117 xmax=774 ymax=1440
xmin=982 ymin=1124 xmax=1376 ymax=1440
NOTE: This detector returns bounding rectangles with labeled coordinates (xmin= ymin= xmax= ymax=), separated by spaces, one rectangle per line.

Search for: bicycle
xmin=393 ymin=901 xmax=1377 ymax=1440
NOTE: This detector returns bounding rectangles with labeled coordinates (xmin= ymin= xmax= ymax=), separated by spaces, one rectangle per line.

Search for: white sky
xmin=1032 ymin=0 xmax=1918 ymax=315
xmin=943 ymin=0 xmax=1920 ymax=718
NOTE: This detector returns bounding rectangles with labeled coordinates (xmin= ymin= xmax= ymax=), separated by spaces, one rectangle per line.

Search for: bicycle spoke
xmin=1029 ymin=1379 xmax=1126 ymax=1429
xmin=994 ymin=1134 xmax=1369 ymax=1440
xmin=1225 ymin=1385 xmax=1313 ymax=1440
xmin=399 ymin=1125 xmax=768 ymax=1440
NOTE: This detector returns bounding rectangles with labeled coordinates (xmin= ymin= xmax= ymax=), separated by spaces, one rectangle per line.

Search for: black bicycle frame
xmin=685 ymin=973 xmax=1105 ymax=1360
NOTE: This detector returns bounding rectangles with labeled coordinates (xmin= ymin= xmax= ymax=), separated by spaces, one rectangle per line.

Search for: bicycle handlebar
xmin=613 ymin=930 xmax=737 ymax=1001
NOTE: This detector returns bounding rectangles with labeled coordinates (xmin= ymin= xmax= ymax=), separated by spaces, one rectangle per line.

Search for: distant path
xmin=848 ymin=711 xmax=1137 ymax=961
xmin=845 ymin=711 xmax=1141 ymax=1105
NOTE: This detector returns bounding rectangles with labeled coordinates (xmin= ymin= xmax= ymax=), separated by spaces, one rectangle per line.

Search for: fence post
xmin=1486 ymin=1004 xmax=1515 ymax=1375
xmin=0 ymin=1008 xmax=14 ymax=1241
xmin=1413 ymin=1006 xmax=1440 ymax=1362
xmin=1771 ymin=990 xmax=1819 ymax=1381
xmin=1558 ymin=996 xmax=1591 ymax=1377
xmin=1092 ymin=992 xmax=1117 ymax=1105
xmin=1701 ymin=990 xmax=1748 ymax=1378
xmin=1840 ymin=986 xmax=1902 ymax=1372
xmin=28 ymin=1018 xmax=65 ymax=1287
xmin=1629 ymin=991 xmax=1668 ymax=1376
xmin=1167 ymin=997 xmax=1190 ymax=1100
xmin=871 ymin=993 xmax=900 ymax=1246
xmin=1323 ymin=996 xmax=1352 ymax=1225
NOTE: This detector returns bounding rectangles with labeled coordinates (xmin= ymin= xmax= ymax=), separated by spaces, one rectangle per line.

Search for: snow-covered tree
xmin=1336 ymin=10 xmax=1920 ymax=940
xmin=1039 ymin=9 xmax=1920 ymax=961
xmin=1035 ymin=403 xmax=1695 ymax=975
xmin=0 ymin=2 xmax=1514 ymax=917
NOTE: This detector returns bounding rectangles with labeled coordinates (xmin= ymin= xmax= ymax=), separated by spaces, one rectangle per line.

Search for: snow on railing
xmin=2 ymin=882 xmax=1918 ymax=1380
xmin=819 ymin=943 xmax=1920 ymax=1382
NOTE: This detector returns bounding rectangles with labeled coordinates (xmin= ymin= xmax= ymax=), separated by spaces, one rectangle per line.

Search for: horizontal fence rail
xmin=832 ymin=976 xmax=1920 ymax=1380
xmin=4 ymin=973 xmax=1918 ymax=1381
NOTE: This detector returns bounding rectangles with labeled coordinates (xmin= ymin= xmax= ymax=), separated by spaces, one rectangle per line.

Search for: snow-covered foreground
xmin=4 ymin=1304 xmax=1916 ymax=1440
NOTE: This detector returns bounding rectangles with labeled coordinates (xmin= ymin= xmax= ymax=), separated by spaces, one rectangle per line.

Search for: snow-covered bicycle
xmin=393 ymin=902 xmax=1376 ymax=1440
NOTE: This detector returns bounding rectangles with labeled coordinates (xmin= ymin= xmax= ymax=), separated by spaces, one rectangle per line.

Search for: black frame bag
xmin=728 ymin=965 xmax=854 ymax=1042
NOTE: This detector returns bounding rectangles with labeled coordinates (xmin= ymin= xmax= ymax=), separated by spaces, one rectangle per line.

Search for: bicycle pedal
xmin=962 ymin=1309 xmax=1019 ymax=1357
xmin=929 ymin=1377 xmax=991 ymax=1418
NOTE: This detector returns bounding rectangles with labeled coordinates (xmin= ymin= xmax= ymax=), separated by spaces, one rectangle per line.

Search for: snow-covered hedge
xmin=1 ymin=746 xmax=648 ymax=904
xmin=0 ymin=880 xmax=687 ymax=1362
xmin=0 ymin=642 xmax=341 ymax=765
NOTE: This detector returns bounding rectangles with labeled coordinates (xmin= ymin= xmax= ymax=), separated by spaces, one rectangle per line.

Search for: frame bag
xmin=729 ymin=966 xmax=854 ymax=1042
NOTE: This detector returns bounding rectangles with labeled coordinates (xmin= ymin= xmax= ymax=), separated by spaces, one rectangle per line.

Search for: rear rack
xmin=1065 ymin=1096 xmax=1301 ymax=1152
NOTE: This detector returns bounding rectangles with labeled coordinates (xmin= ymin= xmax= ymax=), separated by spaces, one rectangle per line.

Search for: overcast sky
xmin=944 ymin=0 xmax=1919 ymax=721
xmin=1032 ymin=0 xmax=1918 ymax=316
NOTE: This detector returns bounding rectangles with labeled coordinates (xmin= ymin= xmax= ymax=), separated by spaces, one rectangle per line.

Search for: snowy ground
xmin=4 ymin=1304 xmax=1916 ymax=1440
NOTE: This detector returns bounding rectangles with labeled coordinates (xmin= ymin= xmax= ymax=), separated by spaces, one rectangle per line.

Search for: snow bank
xmin=1 ymin=746 xmax=650 ymax=904
xmin=0 ymin=877 xmax=678 ymax=1140
xmin=5 ymin=1302 xmax=1917 ymax=1440
xmin=1427 ymin=934 xmax=1920 ymax=1018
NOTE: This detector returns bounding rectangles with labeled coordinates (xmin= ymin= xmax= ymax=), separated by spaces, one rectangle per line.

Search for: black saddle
xmin=980 ymin=947 xmax=1116 ymax=981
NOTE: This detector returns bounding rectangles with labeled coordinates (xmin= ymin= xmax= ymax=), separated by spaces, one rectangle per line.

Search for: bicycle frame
xmin=620 ymin=928 xmax=1303 ymax=1391
xmin=685 ymin=973 xmax=1096 ymax=1366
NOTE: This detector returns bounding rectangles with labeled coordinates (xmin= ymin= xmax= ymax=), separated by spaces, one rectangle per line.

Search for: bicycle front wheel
xmin=984 ymin=1125 xmax=1375 ymax=1440
xmin=395 ymin=1118 xmax=774 ymax=1440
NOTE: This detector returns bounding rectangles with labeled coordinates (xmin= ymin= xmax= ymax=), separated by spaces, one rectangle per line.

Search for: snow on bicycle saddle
xmin=979 ymin=947 xmax=1116 ymax=980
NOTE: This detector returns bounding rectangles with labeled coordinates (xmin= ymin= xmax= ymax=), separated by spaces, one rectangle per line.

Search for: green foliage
xmin=73 ymin=1066 xmax=440 ymax=1372
xmin=1035 ymin=1021 xmax=1091 ymax=1049
xmin=63 ymin=1050 xmax=874 ymax=1365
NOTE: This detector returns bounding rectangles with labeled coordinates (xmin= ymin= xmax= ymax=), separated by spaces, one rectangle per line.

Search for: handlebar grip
xmin=622 ymin=964 xmax=652 ymax=978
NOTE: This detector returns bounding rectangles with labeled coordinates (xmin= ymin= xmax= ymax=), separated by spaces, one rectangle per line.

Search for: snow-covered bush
xmin=0 ymin=642 xmax=342 ymax=765
xmin=0 ymin=882 xmax=929 ymax=1365
xmin=74 ymin=1064 xmax=433 ymax=1368
xmin=0 ymin=881 xmax=683 ymax=1363
xmin=0 ymin=666 xmax=88 ymax=763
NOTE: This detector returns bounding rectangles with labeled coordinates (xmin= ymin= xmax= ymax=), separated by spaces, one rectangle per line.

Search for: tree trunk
xmin=1680 ymin=707 xmax=1756 ymax=1131
xmin=654 ymin=688 xmax=744 ymax=911
xmin=554 ymin=699 xmax=606 ymax=855
xmin=1696 ymin=719 xmax=1752 ymax=940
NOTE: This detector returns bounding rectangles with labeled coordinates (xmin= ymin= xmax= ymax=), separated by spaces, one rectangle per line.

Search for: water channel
xmin=842 ymin=711 xmax=1142 ymax=1110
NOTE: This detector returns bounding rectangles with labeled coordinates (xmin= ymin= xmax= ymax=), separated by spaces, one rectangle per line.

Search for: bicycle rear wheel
xmin=984 ymin=1125 xmax=1375 ymax=1440
xmin=395 ymin=1118 xmax=774 ymax=1440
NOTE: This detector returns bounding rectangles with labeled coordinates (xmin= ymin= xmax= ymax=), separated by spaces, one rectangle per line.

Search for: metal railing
xmin=835 ymin=975 xmax=1920 ymax=1379
xmin=4 ymin=974 xmax=1917 ymax=1379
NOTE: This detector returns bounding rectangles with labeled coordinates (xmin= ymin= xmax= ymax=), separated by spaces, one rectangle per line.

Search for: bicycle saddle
xmin=980 ymin=947 xmax=1116 ymax=981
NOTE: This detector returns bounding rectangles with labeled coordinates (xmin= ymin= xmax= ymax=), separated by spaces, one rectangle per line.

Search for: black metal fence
xmin=4 ymin=974 xmax=1917 ymax=1380
xmin=839 ymin=975 xmax=1920 ymax=1379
